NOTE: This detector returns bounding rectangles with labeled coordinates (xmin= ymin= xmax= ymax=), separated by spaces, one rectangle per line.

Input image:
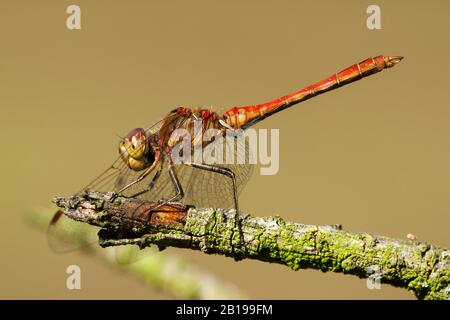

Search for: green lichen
xmin=79 ymin=193 xmax=449 ymax=300
xmin=133 ymin=205 xmax=449 ymax=299
xmin=94 ymin=199 xmax=105 ymax=210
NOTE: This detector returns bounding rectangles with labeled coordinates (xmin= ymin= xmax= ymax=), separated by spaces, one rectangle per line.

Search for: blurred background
xmin=0 ymin=0 xmax=449 ymax=299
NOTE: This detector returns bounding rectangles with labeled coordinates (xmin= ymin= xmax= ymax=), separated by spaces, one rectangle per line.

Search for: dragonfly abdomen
xmin=222 ymin=55 xmax=403 ymax=130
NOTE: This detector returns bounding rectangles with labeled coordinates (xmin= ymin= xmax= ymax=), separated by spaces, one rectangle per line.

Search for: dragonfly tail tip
xmin=386 ymin=55 xmax=404 ymax=67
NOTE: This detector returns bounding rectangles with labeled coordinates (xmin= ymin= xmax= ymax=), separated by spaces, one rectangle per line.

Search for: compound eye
xmin=131 ymin=136 xmax=139 ymax=149
xmin=124 ymin=128 xmax=147 ymax=160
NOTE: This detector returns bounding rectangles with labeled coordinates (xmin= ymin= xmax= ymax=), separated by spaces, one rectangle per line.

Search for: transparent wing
xmin=48 ymin=114 xmax=255 ymax=258
xmin=183 ymin=132 xmax=255 ymax=209
xmin=113 ymin=159 xmax=194 ymax=202
xmin=47 ymin=209 xmax=149 ymax=264
xmin=93 ymin=130 xmax=255 ymax=208
xmin=47 ymin=117 xmax=175 ymax=260
xmin=47 ymin=212 xmax=150 ymax=264
xmin=47 ymin=209 xmax=100 ymax=253
xmin=47 ymin=156 xmax=173 ymax=259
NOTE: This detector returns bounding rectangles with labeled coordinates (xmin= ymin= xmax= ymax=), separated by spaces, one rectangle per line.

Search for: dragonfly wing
xmin=47 ymin=212 xmax=150 ymax=264
xmin=48 ymin=114 xmax=182 ymax=258
xmin=90 ymin=136 xmax=254 ymax=210
xmin=112 ymin=160 xmax=194 ymax=202
xmin=47 ymin=211 xmax=101 ymax=253
xmin=47 ymin=156 xmax=159 ymax=258
xmin=84 ymin=156 xmax=134 ymax=193
xmin=182 ymin=133 xmax=255 ymax=209
xmin=47 ymin=159 xmax=126 ymax=254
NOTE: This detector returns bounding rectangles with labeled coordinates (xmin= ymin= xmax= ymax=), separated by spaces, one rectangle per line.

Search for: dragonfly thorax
xmin=119 ymin=127 xmax=155 ymax=171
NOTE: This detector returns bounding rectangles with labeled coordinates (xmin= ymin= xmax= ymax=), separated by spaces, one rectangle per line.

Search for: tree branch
xmin=54 ymin=190 xmax=450 ymax=300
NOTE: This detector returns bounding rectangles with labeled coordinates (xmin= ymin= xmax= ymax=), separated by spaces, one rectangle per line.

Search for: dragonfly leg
xmin=116 ymin=158 xmax=160 ymax=195
xmin=122 ymin=161 xmax=185 ymax=221
xmin=185 ymin=162 xmax=243 ymax=246
xmin=165 ymin=161 xmax=184 ymax=202
xmin=146 ymin=161 xmax=185 ymax=214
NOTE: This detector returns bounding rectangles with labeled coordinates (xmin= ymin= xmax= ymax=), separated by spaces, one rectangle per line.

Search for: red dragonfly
xmin=51 ymin=55 xmax=403 ymax=247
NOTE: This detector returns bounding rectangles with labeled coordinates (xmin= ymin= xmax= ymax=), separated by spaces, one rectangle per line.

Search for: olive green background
xmin=1 ymin=0 xmax=449 ymax=299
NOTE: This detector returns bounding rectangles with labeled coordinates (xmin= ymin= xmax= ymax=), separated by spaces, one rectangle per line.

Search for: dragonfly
xmin=50 ymin=55 xmax=403 ymax=251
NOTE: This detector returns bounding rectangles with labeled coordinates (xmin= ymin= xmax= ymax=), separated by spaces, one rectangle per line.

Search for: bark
xmin=54 ymin=190 xmax=450 ymax=300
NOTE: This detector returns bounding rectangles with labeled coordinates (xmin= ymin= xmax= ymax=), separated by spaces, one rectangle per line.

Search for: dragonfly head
xmin=119 ymin=128 xmax=153 ymax=171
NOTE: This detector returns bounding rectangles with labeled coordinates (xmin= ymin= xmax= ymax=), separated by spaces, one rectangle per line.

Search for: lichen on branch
xmin=53 ymin=190 xmax=450 ymax=300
